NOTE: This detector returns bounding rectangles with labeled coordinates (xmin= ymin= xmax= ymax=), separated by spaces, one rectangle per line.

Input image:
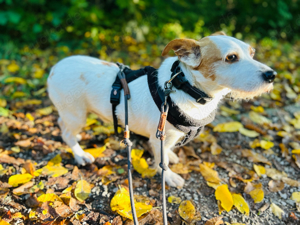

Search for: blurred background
xmin=0 ymin=0 xmax=299 ymax=103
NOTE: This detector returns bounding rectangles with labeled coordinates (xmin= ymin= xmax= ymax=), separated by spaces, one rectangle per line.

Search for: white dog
xmin=47 ymin=32 xmax=276 ymax=187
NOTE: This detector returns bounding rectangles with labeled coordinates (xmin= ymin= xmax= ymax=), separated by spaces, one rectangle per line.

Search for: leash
xmin=116 ymin=63 xmax=139 ymax=224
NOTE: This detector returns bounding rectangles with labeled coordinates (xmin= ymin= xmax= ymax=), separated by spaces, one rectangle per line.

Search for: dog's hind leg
xmin=59 ymin=111 xmax=94 ymax=166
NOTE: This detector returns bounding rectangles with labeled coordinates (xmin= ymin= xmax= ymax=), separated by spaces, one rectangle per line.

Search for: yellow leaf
xmin=207 ymin=181 xmax=222 ymax=190
xmin=12 ymin=91 xmax=26 ymax=98
xmin=0 ymin=99 xmax=7 ymax=107
xmin=5 ymin=77 xmax=26 ymax=84
xmin=220 ymin=106 xmax=240 ymax=115
xmin=199 ymin=164 xmax=221 ymax=184
xmin=291 ymin=192 xmax=300 ymax=203
xmin=249 ymin=111 xmax=271 ymax=125
xmin=110 ymin=187 xmax=152 ymax=220
xmin=84 ymin=145 xmax=106 ymax=158
xmin=203 ymin=162 xmax=215 ymax=169
xmin=7 ymin=61 xmax=20 ymax=73
xmin=277 ymin=131 xmax=291 ymax=137
xmin=85 ymin=118 xmax=98 ymax=127
xmin=132 ymin=158 xmax=148 ymax=174
xmin=238 ymin=127 xmax=260 ymax=138
xmin=33 ymin=69 xmax=45 ymax=78
xmin=75 ymin=180 xmax=91 ymax=202
xmin=141 ymin=168 xmax=157 ymax=178
xmin=270 ymin=203 xmax=284 ymax=219
xmin=0 ymin=220 xmax=10 ymax=225
xmin=211 ymin=142 xmax=222 ymax=155
xmin=25 ymin=113 xmax=34 ymax=121
xmin=253 ymin=164 xmax=266 ymax=177
xmin=8 ymin=173 xmax=33 ymax=187
xmin=41 ymin=164 xmax=68 ymax=177
xmin=36 ymin=106 xmax=53 ymax=116
xmin=213 ymin=121 xmax=243 ymax=132
xmin=260 ymin=140 xmax=274 ymax=150
xmin=215 ymin=184 xmax=233 ymax=212
xmin=170 ymin=163 xmax=189 ymax=174
xmin=249 ymin=139 xmax=261 ymax=148
xmin=131 ymin=149 xmax=144 ymax=160
xmin=292 ymin=149 xmax=300 ymax=154
xmin=244 ymin=183 xmax=264 ymax=203
xmin=168 ymin=196 xmax=181 ymax=204
xmin=178 ymin=200 xmax=196 ymax=222
xmin=232 ymin=194 xmax=249 ymax=216
xmin=250 ymin=105 xmax=264 ymax=113
xmin=48 ymin=154 xmax=62 ymax=166
xmin=37 ymin=193 xmax=62 ymax=203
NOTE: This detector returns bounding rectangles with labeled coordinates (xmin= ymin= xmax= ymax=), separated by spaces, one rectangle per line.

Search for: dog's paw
xmin=74 ymin=152 xmax=95 ymax=166
xmin=168 ymin=151 xmax=179 ymax=164
xmin=165 ymin=170 xmax=185 ymax=188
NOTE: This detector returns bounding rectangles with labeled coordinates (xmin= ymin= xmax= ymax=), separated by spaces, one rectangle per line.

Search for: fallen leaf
xmin=260 ymin=140 xmax=274 ymax=150
xmin=265 ymin=168 xmax=288 ymax=180
xmin=36 ymin=106 xmax=53 ymax=116
xmin=291 ymin=192 xmax=300 ymax=203
xmin=37 ymin=193 xmax=63 ymax=203
xmin=8 ymin=173 xmax=33 ymax=187
xmin=84 ymin=145 xmax=106 ymax=158
xmin=110 ymin=187 xmax=152 ymax=220
xmin=211 ymin=142 xmax=222 ymax=155
xmin=241 ymin=150 xmax=271 ymax=165
xmin=39 ymin=164 xmax=68 ymax=178
xmin=168 ymin=196 xmax=181 ymax=204
xmin=199 ymin=163 xmax=221 ymax=184
xmin=213 ymin=121 xmax=243 ymax=132
xmin=253 ymin=164 xmax=266 ymax=177
xmin=170 ymin=163 xmax=189 ymax=174
xmin=205 ymin=216 xmax=224 ymax=225
xmin=74 ymin=180 xmax=91 ymax=202
xmin=238 ymin=127 xmax=260 ymax=137
xmin=15 ymin=138 xmax=32 ymax=148
xmin=249 ymin=111 xmax=271 ymax=125
xmin=6 ymin=61 xmax=20 ymax=73
xmin=232 ymin=194 xmax=249 ymax=216
xmin=244 ymin=182 xmax=264 ymax=203
xmin=13 ymin=181 xmax=34 ymax=195
xmin=250 ymin=105 xmax=264 ymax=113
xmin=178 ymin=200 xmax=201 ymax=223
xmin=23 ymin=162 xmax=35 ymax=176
xmin=48 ymin=154 xmax=62 ymax=166
xmin=270 ymin=203 xmax=284 ymax=219
xmin=268 ymin=180 xmax=285 ymax=192
xmin=215 ymin=184 xmax=233 ymax=212
xmin=292 ymin=154 xmax=300 ymax=168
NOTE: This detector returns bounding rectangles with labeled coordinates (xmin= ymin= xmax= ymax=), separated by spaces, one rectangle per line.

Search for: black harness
xmin=110 ymin=60 xmax=216 ymax=146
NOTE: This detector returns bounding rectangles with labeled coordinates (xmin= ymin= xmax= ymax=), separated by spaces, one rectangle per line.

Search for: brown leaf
xmin=69 ymin=197 xmax=80 ymax=211
xmin=205 ymin=216 xmax=224 ymax=225
xmin=55 ymin=204 xmax=73 ymax=218
xmin=15 ymin=138 xmax=32 ymax=148
xmin=13 ymin=181 xmax=34 ymax=195
xmin=244 ymin=123 xmax=267 ymax=135
xmin=241 ymin=149 xmax=271 ymax=165
xmin=112 ymin=216 xmax=123 ymax=225
xmin=183 ymin=146 xmax=199 ymax=159
xmin=0 ymin=154 xmax=24 ymax=165
xmin=46 ymin=177 xmax=69 ymax=190
xmin=72 ymin=166 xmax=80 ymax=180
xmin=268 ymin=180 xmax=285 ymax=192
xmin=23 ymin=162 xmax=35 ymax=176
xmin=26 ymin=195 xmax=39 ymax=208
xmin=293 ymin=154 xmax=300 ymax=168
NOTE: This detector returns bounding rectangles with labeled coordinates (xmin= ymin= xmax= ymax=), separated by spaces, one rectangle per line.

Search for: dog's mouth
xmin=229 ymin=83 xmax=273 ymax=100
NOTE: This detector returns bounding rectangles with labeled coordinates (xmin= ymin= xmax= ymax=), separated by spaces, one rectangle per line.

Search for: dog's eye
xmin=225 ymin=54 xmax=238 ymax=62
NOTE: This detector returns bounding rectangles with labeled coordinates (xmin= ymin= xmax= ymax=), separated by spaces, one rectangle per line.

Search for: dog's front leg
xmin=149 ymin=135 xmax=185 ymax=188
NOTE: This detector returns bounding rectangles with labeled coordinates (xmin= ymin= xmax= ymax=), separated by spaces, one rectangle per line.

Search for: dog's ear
xmin=210 ymin=31 xmax=227 ymax=36
xmin=162 ymin=38 xmax=201 ymax=67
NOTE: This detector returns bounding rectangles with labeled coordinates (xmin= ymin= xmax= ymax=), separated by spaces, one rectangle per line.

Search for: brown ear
xmin=210 ymin=31 xmax=227 ymax=36
xmin=162 ymin=39 xmax=201 ymax=67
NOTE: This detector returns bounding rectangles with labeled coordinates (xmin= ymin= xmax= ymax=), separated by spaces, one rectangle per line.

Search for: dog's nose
xmin=262 ymin=70 xmax=277 ymax=83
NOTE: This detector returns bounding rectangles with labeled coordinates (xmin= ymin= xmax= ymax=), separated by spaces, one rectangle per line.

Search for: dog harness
xmin=110 ymin=60 xmax=216 ymax=146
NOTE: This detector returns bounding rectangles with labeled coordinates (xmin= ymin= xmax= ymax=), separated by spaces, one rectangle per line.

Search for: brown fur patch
xmin=101 ymin=61 xmax=113 ymax=66
xmin=249 ymin=46 xmax=255 ymax=57
xmin=79 ymin=73 xmax=88 ymax=84
xmin=210 ymin=31 xmax=227 ymax=36
xmin=193 ymin=38 xmax=222 ymax=81
xmin=162 ymin=39 xmax=199 ymax=57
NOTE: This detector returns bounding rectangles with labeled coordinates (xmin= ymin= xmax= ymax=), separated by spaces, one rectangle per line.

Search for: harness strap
xmin=171 ymin=60 xmax=212 ymax=104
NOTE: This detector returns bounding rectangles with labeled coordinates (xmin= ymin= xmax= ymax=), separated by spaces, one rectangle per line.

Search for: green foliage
xmin=0 ymin=0 xmax=299 ymax=53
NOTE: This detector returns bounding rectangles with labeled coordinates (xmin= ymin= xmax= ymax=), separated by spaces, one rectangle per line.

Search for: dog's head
xmin=162 ymin=32 xmax=276 ymax=99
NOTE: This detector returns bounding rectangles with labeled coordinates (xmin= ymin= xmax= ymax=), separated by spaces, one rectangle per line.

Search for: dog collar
xmin=170 ymin=60 xmax=212 ymax=104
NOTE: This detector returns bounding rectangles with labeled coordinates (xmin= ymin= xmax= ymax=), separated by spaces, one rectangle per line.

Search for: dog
xmin=47 ymin=32 xmax=276 ymax=187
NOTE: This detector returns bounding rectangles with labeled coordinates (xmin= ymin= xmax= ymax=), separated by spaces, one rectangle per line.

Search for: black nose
xmin=262 ymin=70 xmax=276 ymax=83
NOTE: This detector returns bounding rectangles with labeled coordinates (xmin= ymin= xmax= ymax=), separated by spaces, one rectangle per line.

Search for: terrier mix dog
xmin=47 ymin=32 xmax=276 ymax=187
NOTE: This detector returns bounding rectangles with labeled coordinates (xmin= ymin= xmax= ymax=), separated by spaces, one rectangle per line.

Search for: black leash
xmin=116 ymin=63 xmax=139 ymax=224
xmin=156 ymin=80 xmax=176 ymax=225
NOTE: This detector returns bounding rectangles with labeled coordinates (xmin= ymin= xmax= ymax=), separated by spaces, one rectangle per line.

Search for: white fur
xmin=47 ymin=35 xmax=274 ymax=187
